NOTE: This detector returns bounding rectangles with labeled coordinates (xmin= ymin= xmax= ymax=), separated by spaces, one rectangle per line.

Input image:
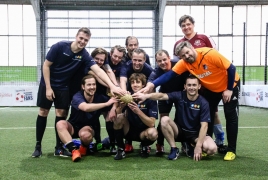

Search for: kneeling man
xmin=56 ymin=75 xmax=117 ymax=162
xmin=133 ymin=75 xmax=217 ymax=161
xmin=114 ymin=73 xmax=158 ymax=160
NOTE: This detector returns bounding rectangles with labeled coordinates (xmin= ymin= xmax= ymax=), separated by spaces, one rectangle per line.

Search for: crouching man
xmin=56 ymin=75 xmax=117 ymax=162
xmin=113 ymin=73 xmax=158 ymax=160
xmin=133 ymin=75 xmax=217 ymax=161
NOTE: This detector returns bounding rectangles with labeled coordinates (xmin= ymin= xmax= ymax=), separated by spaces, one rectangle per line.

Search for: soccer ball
xmin=16 ymin=92 xmax=24 ymax=102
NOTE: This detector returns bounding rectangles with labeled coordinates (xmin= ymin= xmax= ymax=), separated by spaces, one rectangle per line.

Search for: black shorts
xmin=36 ymin=84 xmax=70 ymax=109
xmin=174 ymin=122 xmax=199 ymax=144
xmin=124 ymin=126 xmax=145 ymax=142
xmin=158 ymin=99 xmax=174 ymax=114
xmin=69 ymin=122 xmax=93 ymax=139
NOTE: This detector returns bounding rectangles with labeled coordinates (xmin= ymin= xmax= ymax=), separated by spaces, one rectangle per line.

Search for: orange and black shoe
xmin=72 ymin=149 xmax=81 ymax=162
xmin=79 ymin=145 xmax=87 ymax=156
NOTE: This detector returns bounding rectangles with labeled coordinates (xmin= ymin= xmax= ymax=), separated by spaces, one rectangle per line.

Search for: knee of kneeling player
xmin=147 ymin=128 xmax=158 ymax=141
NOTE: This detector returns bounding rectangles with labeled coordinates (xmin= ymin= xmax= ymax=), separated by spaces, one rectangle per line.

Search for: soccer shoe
xmin=54 ymin=146 xmax=72 ymax=157
xmin=224 ymin=152 xmax=236 ymax=161
xmin=114 ymin=148 xmax=126 ymax=160
xmin=168 ymin=147 xmax=179 ymax=160
xmin=32 ymin=145 xmax=42 ymax=158
xmin=182 ymin=142 xmax=194 ymax=158
xmin=217 ymin=144 xmax=228 ymax=154
xmin=124 ymin=144 xmax=134 ymax=153
xmin=140 ymin=146 xmax=150 ymax=158
xmin=79 ymin=145 xmax=87 ymax=156
xmin=155 ymin=144 xmax=165 ymax=155
xmin=110 ymin=146 xmax=117 ymax=154
xmin=72 ymin=149 xmax=81 ymax=162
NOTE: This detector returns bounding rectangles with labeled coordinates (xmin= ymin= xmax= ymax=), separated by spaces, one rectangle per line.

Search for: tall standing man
xmin=32 ymin=27 xmax=125 ymax=158
xmin=142 ymin=41 xmax=240 ymax=161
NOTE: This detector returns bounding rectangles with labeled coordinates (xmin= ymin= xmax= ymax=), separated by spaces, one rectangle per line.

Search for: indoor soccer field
xmin=0 ymin=106 xmax=267 ymax=180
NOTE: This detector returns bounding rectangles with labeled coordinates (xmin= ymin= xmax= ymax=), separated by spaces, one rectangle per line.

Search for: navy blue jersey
xmin=68 ymin=91 xmax=110 ymax=127
xmin=167 ymin=91 xmax=210 ymax=132
xmin=106 ymin=53 xmax=123 ymax=78
xmin=148 ymin=60 xmax=188 ymax=93
xmin=41 ymin=41 xmax=95 ymax=90
xmin=126 ymin=99 xmax=158 ymax=130
xmin=125 ymin=53 xmax=151 ymax=65
xmin=120 ymin=61 xmax=153 ymax=90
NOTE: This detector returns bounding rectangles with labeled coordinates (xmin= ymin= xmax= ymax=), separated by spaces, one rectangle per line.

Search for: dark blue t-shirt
xmin=41 ymin=41 xmax=95 ymax=90
xmin=68 ymin=91 xmax=110 ymax=127
xmin=125 ymin=53 xmax=151 ymax=65
xmin=126 ymin=99 xmax=158 ymax=130
xmin=105 ymin=53 xmax=123 ymax=78
xmin=120 ymin=61 xmax=153 ymax=91
xmin=167 ymin=91 xmax=210 ymax=133
xmin=148 ymin=60 xmax=189 ymax=93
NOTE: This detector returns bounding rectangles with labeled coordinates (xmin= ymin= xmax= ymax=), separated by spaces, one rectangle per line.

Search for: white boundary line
xmin=0 ymin=126 xmax=268 ymax=130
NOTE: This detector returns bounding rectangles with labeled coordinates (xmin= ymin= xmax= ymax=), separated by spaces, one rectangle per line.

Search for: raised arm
xmin=78 ymin=97 xmax=117 ymax=112
xmin=102 ymin=64 xmax=119 ymax=86
xmin=132 ymin=92 xmax=169 ymax=104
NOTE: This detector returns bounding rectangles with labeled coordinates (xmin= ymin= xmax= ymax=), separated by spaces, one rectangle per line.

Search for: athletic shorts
xmin=36 ymin=84 xmax=70 ymax=109
xmin=69 ymin=122 xmax=93 ymax=139
xmin=124 ymin=125 xmax=145 ymax=142
xmin=158 ymin=99 xmax=174 ymax=114
xmin=174 ymin=122 xmax=201 ymax=145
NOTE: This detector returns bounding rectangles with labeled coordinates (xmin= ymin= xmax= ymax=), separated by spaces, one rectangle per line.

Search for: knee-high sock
xmin=114 ymin=128 xmax=124 ymax=149
xmin=213 ymin=124 xmax=225 ymax=145
xmin=106 ymin=121 xmax=115 ymax=144
xmin=94 ymin=120 xmax=101 ymax=143
xmin=36 ymin=115 xmax=47 ymax=146
xmin=156 ymin=122 xmax=164 ymax=145
xmin=55 ymin=116 xmax=64 ymax=148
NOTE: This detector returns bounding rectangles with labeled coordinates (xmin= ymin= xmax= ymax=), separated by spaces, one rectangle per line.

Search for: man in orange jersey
xmin=140 ymin=41 xmax=240 ymax=161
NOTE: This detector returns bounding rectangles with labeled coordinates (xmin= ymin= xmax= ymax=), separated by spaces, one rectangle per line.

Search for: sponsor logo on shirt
xmin=72 ymin=55 xmax=82 ymax=61
xmin=138 ymin=104 xmax=147 ymax=109
xmin=196 ymin=71 xmax=212 ymax=79
xmin=190 ymin=103 xmax=200 ymax=109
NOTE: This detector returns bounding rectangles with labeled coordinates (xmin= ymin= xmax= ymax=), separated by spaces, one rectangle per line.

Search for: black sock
xmin=114 ymin=129 xmax=124 ymax=149
xmin=157 ymin=122 xmax=164 ymax=145
xmin=55 ymin=116 xmax=64 ymax=148
xmin=94 ymin=120 xmax=101 ymax=143
xmin=65 ymin=141 xmax=77 ymax=152
xmin=106 ymin=121 xmax=115 ymax=144
xmin=141 ymin=139 xmax=154 ymax=146
xmin=36 ymin=115 xmax=47 ymax=146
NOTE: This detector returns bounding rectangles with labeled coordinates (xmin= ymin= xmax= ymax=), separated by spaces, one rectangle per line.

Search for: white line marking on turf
xmin=1 ymin=126 xmax=268 ymax=130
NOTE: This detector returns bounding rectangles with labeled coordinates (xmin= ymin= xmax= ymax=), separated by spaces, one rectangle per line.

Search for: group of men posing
xmin=31 ymin=15 xmax=240 ymax=162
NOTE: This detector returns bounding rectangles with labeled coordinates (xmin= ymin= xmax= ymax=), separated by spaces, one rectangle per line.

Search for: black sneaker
xmin=114 ymin=148 xmax=126 ymax=160
xmin=140 ymin=146 xmax=150 ymax=158
xmin=182 ymin=142 xmax=194 ymax=158
xmin=217 ymin=144 xmax=228 ymax=154
xmin=32 ymin=145 xmax=42 ymax=158
xmin=168 ymin=147 xmax=179 ymax=160
xmin=54 ymin=146 xmax=72 ymax=157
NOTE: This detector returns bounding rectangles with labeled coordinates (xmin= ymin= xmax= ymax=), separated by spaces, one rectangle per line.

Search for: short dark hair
xmin=81 ymin=74 xmax=96 ymax=85
xmin=110 ymin=45 xmax=126 ymax=56
xmin=125 ymin=36 xmax=139 ymax=46
xmin=76 ymin=27 xmax=91 ymax=37
xmin=175 ymin=41 xmax=192 ymax=56
xmin=185 ymin=74 xmax=200 ymax=84
xmin=91 ymin=47 xmax=108 ymax=60
xmin=178 ymin=15 xmax=195 ymax=27
xmin=132 ymin=48 xmax=146 ymax=60
xmin=155 ymin=49 xmax=170 ymax=60
xmin=129 ymin=73 xmax=147 ymax=86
